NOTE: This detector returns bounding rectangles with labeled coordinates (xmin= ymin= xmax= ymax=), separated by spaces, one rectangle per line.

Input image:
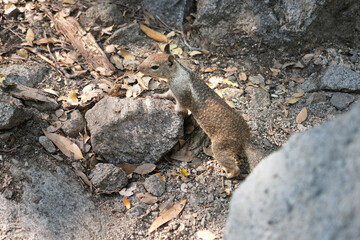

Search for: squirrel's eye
xmin=151 ymin=65 xmax=159 ymax=70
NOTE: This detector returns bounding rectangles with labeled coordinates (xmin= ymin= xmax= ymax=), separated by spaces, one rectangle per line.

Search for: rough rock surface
xmin=0 ymin=156 xmax=123 ymax=239
xmin=79 ymin=3 xmax=125 ymax=29
xmin=142 ymin=0 xmax=194 ymax=29
xmin=85 ymin=97 xmax=183 ymax=165
xmin=89 ymin=163 xmax=128 ymax=194
xmin=144 ymin=174 xmax=166 ymax=197
xmin=0 ymin=63 xmax=48 ymax=87
xmin=194 ymin=0 xmax=360 ymax=51
xmin=246 ymin=86 xmax=271 ymax=108
xmin=38 ymin=136 xmax=56 ymax=153
xmin=320 ymin=65 xmax=360 ymax=92
xmin=224 ymin=103 xmax=360 ymax=240
xmin=105 ymin=23 xmax=148 ymax=46
xmin=0 ymin=90 xmax=32 ymax=130
xmin=330 ymin=92 xmax=356 ymax=110
xmin=61 ymin=110 xmax=85 ymax=137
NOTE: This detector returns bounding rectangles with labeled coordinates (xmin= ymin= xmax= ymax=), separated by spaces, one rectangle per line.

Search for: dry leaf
xmin=171 ymin=149 xmax=194 ymax=162
xmin=280 ymin=84 xmax=288 ymax=93
xmin=136 ymin=192 xmax=158 ymax=204
xmin=16 ymin=49 xmax=28 ymax=59
xmin=180 ymin=168 xmax=189 ymax=177
xmin=34 ymin=38 xmax=61 ymax=45
xmin=239 ymin=72 xmax=247 ymax=81
xmin=223 ymin=79 xmax=239 ymax=87
xmin=133 ymin=163 xmax=156 ymax=175
xmin=102 ymin=25 xmax=114 ymax=35
xmin=171 ymin=47 xmax=183 ymax=55
xmin=270 ymin=68 xmax=281 ymax=76
xmin=25 ymin=28 xmax=35 ymax=43
xmin=286 ymin=97 xmax=299 ymax=104
xmin=42 ymin=129 xmax=83 ymax=160
xmin=203 ymin=66 xmax=217 ymax=73
xmin=296 ymin=107 xmax=308 ymax=124
xmin=189 ymin=50 xmax=202 ymax=57
xmin=117 ymin=163 xmax=138 ymax=175
xmin=140 ymin=24 xmax=168 ymax=43
xmin=119 ymin=48 xmax=135 ymax=60
xmin=43 ymin=88 xmax=59 ymax=97
xmin=224 ymin=66 xmax=237 ymax=72
xmin=119 ymin=183 xmax=137 ymax=197
xmin=293 ymin=92 xmax=305 ymax=98
xmin=105 ymin=44 xmax=116 ymax=53
xmin=196 ymin=230 xmax=217 ymax=240
xmin=290 ymin=75 xmax=305 ymax=83
xmin=149 ymin=199 xmax=187 ymax=233
xmin=123 ymin=196 xmax=131 ymax=209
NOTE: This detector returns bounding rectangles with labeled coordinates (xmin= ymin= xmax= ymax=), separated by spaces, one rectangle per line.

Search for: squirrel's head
xmin=138 ymin=45 xmax=177 ymax=80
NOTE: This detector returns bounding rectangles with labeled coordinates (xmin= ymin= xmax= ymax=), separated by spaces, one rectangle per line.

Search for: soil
xmin=0 ymin=1 xmax=359 ymax=239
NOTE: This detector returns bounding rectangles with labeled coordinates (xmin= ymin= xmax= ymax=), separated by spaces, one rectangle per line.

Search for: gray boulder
xmin=105 ymin=23 xmax=148 ymax=46
xmin=195 ymin=0 xmax=359 ymax=50
xmin=330 ymin=92 xmax=356 ymax=110
xmin=85 ymin=97 xmax=183 ymax=165
xmin=0 ymin=62 xmax=48 ymax=87
xmin=224 ymin=103 xmax=360 ymax=240
xmin=79 ymin=3 xmax=125 ymax=29
xmin=320 ymin=65 xmax=360 ymax=92
xmin=142 ymin=0 xmax=194 ymax=29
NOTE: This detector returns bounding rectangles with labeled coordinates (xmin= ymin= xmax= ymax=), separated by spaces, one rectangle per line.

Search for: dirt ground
xmin=1 ymin=1 xmax=358 ymax=239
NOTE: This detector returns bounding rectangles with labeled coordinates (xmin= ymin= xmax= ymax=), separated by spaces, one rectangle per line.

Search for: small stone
xmin=39 ymin=136 xmax=56 ymax=153
xmin=320 ymin=65 xmax=360 ymax=92
xmin=306 ymin=93 xmax=327 ymax=105
xmin=89 ymin=163 xmax=128 ymax=194
xmin=61 ymin=110 xmax=85 ymax=137
xmin=330 ymin=92 xmax=356 ymax=110
xmin=144 ymin=174 xmax=166 ymax=197
xmin=249 ymin=74 xmax=265 ymax=85
xmin=245 ymin=86 xmax=271 ymax=108
xmin=302 ymin=53 xmax=315 ymax=65
xmin=220 ymin=88 xmax=244 ymax=100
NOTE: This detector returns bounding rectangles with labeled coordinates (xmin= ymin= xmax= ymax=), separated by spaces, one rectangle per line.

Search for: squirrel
xmin=138 ymin=45 xmax=263 ymax=178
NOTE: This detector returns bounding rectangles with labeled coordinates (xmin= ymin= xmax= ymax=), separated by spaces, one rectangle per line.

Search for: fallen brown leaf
xmin=238 ymin=72 xmax=247 ymax=81
xmin=286 ymin=97 xmax=300 ymax=104
xmin=42 ymin=129 xmax=83 ymax=160
xmin=133 ymin=163 xmax=156 ymax=175
xmin=149 ymin=199 xmax=187 ymax=233
xmin=155 ymin=173 xmax=166 ymax=182
xmin=140 ymin=24 xmax=168 ymax=43
xmin=123 ymin=196 xmax=131 ymax=209
xmin=119 ymin=48 xmax=135 ymax=60
xmin=296 ymin=107 xmax=308 ymax=124
xmin=136 ymin=192 xmax=158 ymax=204
xmin=171 ymin=149 xmax=194 ymax=162
xmin=118 ymin=163 xmax=138 ymax=175
xmin=293 ymin=91 xmax=305 ymax=98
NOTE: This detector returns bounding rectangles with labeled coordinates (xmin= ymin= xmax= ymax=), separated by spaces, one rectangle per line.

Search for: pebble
xmin=330 ymin=92 xmax=356 ymax=110
xmin=39 ymin=136 xmax=56 ymax=153
xmin=61 ymin=110 xmax=85 ymax=137
xmin=249 ymin=74 xmax=265 ymax=85
xmin=144 ymin=174 xmax=166 ymax=197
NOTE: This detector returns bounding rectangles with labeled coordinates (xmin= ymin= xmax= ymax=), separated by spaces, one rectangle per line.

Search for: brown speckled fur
xmin=138 ymin=52 xmax=263 ymax=178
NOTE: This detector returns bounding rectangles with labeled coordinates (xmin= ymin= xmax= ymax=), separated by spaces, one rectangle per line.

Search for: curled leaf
xmin=140 ymin=24 xmax=168 ymax=43
xmin=149 ymin=199 xmax=187 ymax=233
xmin=42 ymin=129 xmax=83 ymax=160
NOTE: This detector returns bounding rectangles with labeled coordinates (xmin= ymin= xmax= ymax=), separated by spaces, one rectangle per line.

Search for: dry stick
xmin=52 ymin=15 xmax=115 ymax=76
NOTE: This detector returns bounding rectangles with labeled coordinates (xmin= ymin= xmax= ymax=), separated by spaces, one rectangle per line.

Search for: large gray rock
xmin=224 ymin=103 xmax=360 ymax=240
xmin=79 ymin=3 xmax=125 ymax=29
xmin=85 ymin=97 xmax=183 ymax=165
xmin=0 ymin=90 xmax=32 ymax=130
xmin=320 ymin=65 xmax=360 ymax=92
xmin=105 ymin=23 xmax=148 ymax=46
xmin=195 ymin=0 xmax=359 ymax=50
xmin=0 ymin=154 xmax=129 ymax=239
xmin=0 ymin=62 xmax=48 ymax=87
xmin=142 ymin=0 xmax=194 ymax=29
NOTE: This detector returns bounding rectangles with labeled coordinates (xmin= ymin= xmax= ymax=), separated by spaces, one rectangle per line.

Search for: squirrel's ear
xmin=164 ymin=44 xmax=171 ymax=54
xmin=168 ymin=55 xmax=175 ymax=66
